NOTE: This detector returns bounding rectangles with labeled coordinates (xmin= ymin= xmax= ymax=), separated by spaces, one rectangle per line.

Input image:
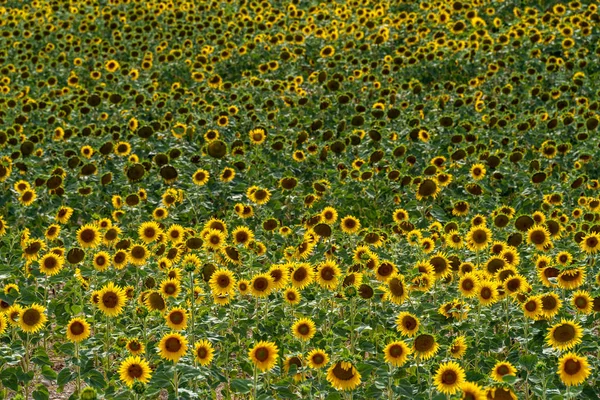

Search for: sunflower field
xmin=1 ymin=0 xmax=600 ymax=399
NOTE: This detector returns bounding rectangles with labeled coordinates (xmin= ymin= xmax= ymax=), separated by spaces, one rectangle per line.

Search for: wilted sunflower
xmin=546 ymin=319 xmax=582 ymax=351
xmin=158 ymin=332 xmax=188 ymax=363
xmin=434 ymin=361 xmax=466 ymax=395
xmin=326 ymin=361 xmax=361 ymax=391
xmin=292 ymin=318 xmax=316 ymax=341
xmin=383 ymin=341 xmax=412 ymax=367
xmin=491 ymin=361 xmax=517 ymax=383
xmin=396 ymin=311 xmax=420 ymax=336
xmin=19 ymin=304 xmax=47 ymax=333
xmin=118 ymin=355 xmax=152 ymax=387
xmin=66 ymin=318 xmax=91 ymax=343
xmin=249 ymin=341 xmax=279 ymax=372
xmin=557 ymin=352 xmax=591 ymax=386
xmin=97 ymin=282 xmax=127 ymax=317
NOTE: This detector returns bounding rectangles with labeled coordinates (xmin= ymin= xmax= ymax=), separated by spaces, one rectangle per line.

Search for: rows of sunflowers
xmin=1 ymin=0 xmax=600 ymax=399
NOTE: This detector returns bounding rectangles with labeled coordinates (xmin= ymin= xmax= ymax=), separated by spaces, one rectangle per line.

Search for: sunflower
xmin=250 ymin=274 xmax=274 ymax=298
xmin=486 ymin=387 xmax=517 ymax=400
xmin=269 ymin=265 xmax=290 ymax=290
xmin=113 ymin=250 xmax=129 ymax=270
xmin=415 ymin=178 xmax=441 ymax=200
xmin=209 ymin=268 xmax=236 ymax=295
xmin=283 ymin=287 xmax=301 ymax=305
xmin=571 ymin=290 xmax=593 ymax=314
xmin=476 ymin=280 xmax=498 ymax=306
xmin=383 ymin=274 xmax=408 ymax=305
xmin=159 ymin=332 xmax=188 ymax=363
xmin=383 ymin=341 xmax=412 ymax=367
xmin=66 ymin=318 xmax=91 ymax=343
xmin=491 ymin=361 xmax=517 ymax=383
xmin=290 ymin=263 xmax=314 ymax=289
xmin=145 ymin=291 xmax=167 ymax=312
xmin=283 ymin=355 xmax=305 ymax=382
xmin=466 ymin=226 xmax=492 ymax=251
xmin=449 ymin=336 xmax=467 ymax=359
xmin=413 ymin=333 xmax=440 ymax=361
xmin=458 ymin=273 xmax=479 ymax=298
xmin=307 ymin=349 xmax=329 ymax=369
xmin=395 ymin=312 xmax=419 ymax=336
xmin=526 ymin=226 xmax=551 ymax=250
xmin=38 ymin=253 xmax=64 ymax=276
xmin=321 ymin=207 xmax=339 ymax=223
xmin=129 ymin=244 xmax=149 ymax=267
xmin=126 ymin=339 xmax=145 ymax=356
xmin=460 ymin=382 xmax=486 ymax=400
xmin=165 ymin=308 xmax=187 ymax=331
xmin=220 ymin=167 xmax=236 ymax=182
xmin=76 ymin=224 xmax=101 ymax=249
xmin=249 ymin=128 xmax=267 ymax=145
xmin=470 ymin=163 xmax=486 ymax=180
xmin=546 ymin=319 xmax=582 ymax=351
xmin=249 ymin=341 xmax=279 ymax=372
xmin=118 ymin=356 xmax=152 ymax=387
xmin=540 ymin=292 xmax=562 ymax=318
xmin=231 ymin=226 xmax=254 ymax=247
xmin=194 ymin=340 xmax=215 ymax=366
xmin=97 ymin=282 xmax=127 ymax=317
xmin=327 ymin=361 xmax=361 ymax=391
xmin=579 ymin=232 xmax=600 ymax=253
xmin=19 ymin=189 xmax=37 ymax=206
xmin=203 ymin=229 xmax=226 ymax=251
xmin=19 ymin=304 xmax=47 ymax=333
xmin=292 ymin=318 xmax=316 ymax=341
xmin=192 ymin=169 xmax=210 ymax=186
xmin=315 ymin=260 xmax=341 ymax=290
xmin=522 ymin=296 xmax=543 ymax=320
xmin=557 ymin=352 xmax=591 ymax=386
xmin=92 ymin=251 xmax=110 ymax=272
xmin=340 ymin=215 xmax=361 ymax=234
xmin=138 ymin=221 xmax=162 ymax=244
xmin=0 ymin=314 xmax=6 ymax=335
xmin=557 ymin=268 xmax=585 ymax=290
xmin=160 ymin=278 xmax=181 ymax=298
xmin=249 ymin=187 xmax=271 ymax=205
xmin=434 ymin=361 xmax=466 ymax=395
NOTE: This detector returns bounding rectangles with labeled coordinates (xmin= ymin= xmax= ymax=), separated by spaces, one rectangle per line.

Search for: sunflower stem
xmin=387 ymin=364 xmax=393 ymax=400
xmin=104 ymin=314 xmax=110 ymax=381
xmin=252 ymin=362 xmax=258 ymax=399
xmin=75 ymin=341 xmax=81 ymax=396
xmin=173 ymin=367 xmax=179 ymax=398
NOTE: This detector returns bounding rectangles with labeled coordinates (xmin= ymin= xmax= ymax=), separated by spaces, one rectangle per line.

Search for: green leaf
xmin=519 ymin=354 xmax=538 ymax=370
xmin=230 ymin=379 xmax=253 ymax=394
xmin=41 ymin=365 xmax=58 ymax=381
xmin=57 ymin=368 xmax=75 ymax=387
xmin=32 ymin=347 xmax=52 ymax=366
xmin=84 ymin=369 xmax=106 ymax=389
xmin=502 ymin=375 xmax=519 ymax=384
xmin=33 ymin=385 xmax=50 ymax=400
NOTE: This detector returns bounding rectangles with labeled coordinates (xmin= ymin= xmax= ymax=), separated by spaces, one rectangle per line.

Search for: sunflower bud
xmin=80 ymin=387 xmax=98 ymax=400
xmin=132 ymin=381 xmax=146 ymax=394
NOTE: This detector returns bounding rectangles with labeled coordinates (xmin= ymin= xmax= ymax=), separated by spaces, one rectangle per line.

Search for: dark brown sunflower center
xmin=253 ymin=277 xmax=269 ymax=291
xmin=270 ymin=270 xmax=282 ymax=281
xmin=332 ymin=363 xmax=355 ymax=381
xmin=480 ymin=288 xmax=492 ymax=299
xmin=115 ymin=252 xmax=126 ymax=263
xmin=96 ymin=256 xmax=106 ymax=265
xmin=312 ymin=354 xmax=324 ymax=364
xmin=564 ymin=359 xmax=581 ymax=375
xmin=525 ymin=301 xmax=538 ymax=312
xmin=80 ymin=229 xmax=96 ymax=243
xmin=197 ymin=347 xmax=208 ymax=358
xmin=575 ymin=297 xmax=587 ymax=308
xmin=128 ymin=364 xmax=143 ymax=378
xmin=170 ymin=311 xmax=184 ymax=324
xmin=553 ymin=324 xmax=576 ymax=342
xmin=344 ymin=219 xmax=356 ymax=229
xmin=287 ymin=292 xmax=297 ymax=301
xmin=22 ymin=309 xmax=41 ymax=326
xmin=389 ymin=278 xmax=404 ymax=296
xmin=217 ymin=275 xmax=230 ymax=288
xmin=530 ymin=230 xmax=547 ymax=244
xmin=129 ymin=341 xmax=141 ymax=350
xmin=293 ymin=268 xmax=307 ymax=282
xmin=131 ymin=246 xmax=145 ymax=258
xmin=542 ymin=296 xmax=557 ymax=310
xmin=44 ymin=257 xmax=58 ymax=269
xmin=497 ymin=365 xmax=509 ymax=375
xmin=102 ymin=292 xmax=118 ymax=308
xmin=164 ymin=284 xmax=176 ymax=294
xmin=418 ymin=180 xmax=437 ymax=196
xmin=414 ymin=335 xmax=434 ymax=352
xmin=586 ymin=237 xmax=598 ymax=247
xmin=560 ymin=271 xmax=580 ymax=282
xmin=442 ymin=370 xmax=457 ymax=384
xmin=236 ymin=232 xmax=248 ymax=243
xmin=165 ymin=337 xmax=182 ymax=352
xmin=389 ymin=344 xmax=404 ymax=357
xmin=149 ymin=293 xmax=166 ymax=310
xmin=70 ymin=321 xmax=85 ymax=335
xmin=144 ymin=227 xmax=156 ymax=238
xmin=321 ymin=267 xmax=335 ymax=280
xmin=472 ymin=230 xmax=488 ymax=244
xmin=297 ymin=324 xmax=310 ymax=335
xmin=462 ymin=280 xmax=474 ymax=291
xmin=255 ymin=347 xmax=269 ymax=362
xmin=403 ymin=316 xmax=417 ymax=330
